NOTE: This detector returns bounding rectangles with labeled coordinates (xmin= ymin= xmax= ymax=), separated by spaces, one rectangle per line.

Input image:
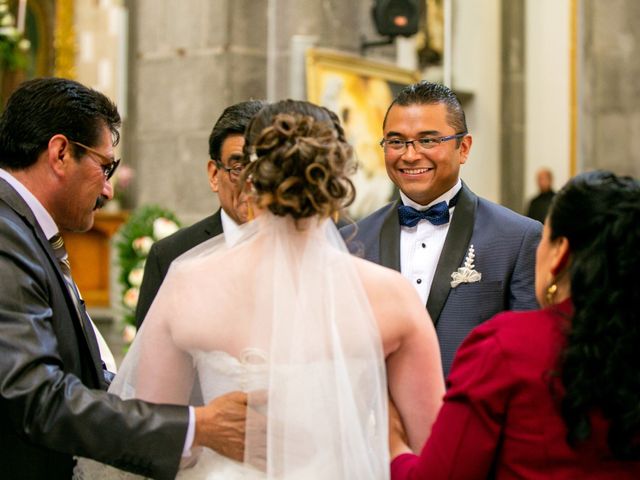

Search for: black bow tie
xmin=398 ymin=191 xmax=460 ymax=227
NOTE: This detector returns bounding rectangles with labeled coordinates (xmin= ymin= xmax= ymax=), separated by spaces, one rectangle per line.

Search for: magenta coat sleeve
xmin=391 ymin=320 xmax=512 ymax=480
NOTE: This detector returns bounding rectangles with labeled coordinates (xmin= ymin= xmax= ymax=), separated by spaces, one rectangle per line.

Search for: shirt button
xmin=416 ymin=279 xmax=422 ymax=284
xmin=421 ymin=243 xmax=426 ymax=248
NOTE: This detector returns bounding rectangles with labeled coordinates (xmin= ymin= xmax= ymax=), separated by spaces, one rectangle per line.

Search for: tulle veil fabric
xmin=77 ymin=212 xmax=389 ymax=479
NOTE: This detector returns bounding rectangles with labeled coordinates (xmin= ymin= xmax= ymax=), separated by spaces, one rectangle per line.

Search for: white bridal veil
xmin=77 ymin=213 xmax=389 ymax=479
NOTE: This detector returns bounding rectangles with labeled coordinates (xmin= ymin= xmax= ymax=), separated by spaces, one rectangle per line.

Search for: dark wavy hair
xmin=0 ymin=77 xmax=120 ymax=170
xmin=549 ymin=170 xmax=640 ymax=459
xmin=242 ymin=99 xmax=355 ymax=221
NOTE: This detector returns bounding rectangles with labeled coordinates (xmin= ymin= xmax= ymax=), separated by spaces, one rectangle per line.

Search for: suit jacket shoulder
xmin=340 ymin=200 xmax=400 ymax=267
xmin=135 ymin=210 xmax=223 ymax=326
xmin=152 ymin=210 xmax=223 ymax=274
xmin=475 ymin=195 xmax=541 ymax=233
xmin=0 ymin=179 xmax=188 ymax=479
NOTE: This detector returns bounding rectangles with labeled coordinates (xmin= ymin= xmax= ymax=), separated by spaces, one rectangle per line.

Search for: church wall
xmin=124 ymin=0 xmax=640 ymax=225
xmin=579 ymin=0 xmax=640 ymax=178
xmin=126 ymin=0 xmax=268 ymax=223
xmin=126 ymin=0 xmax=385 ymax=223
xmin=524 ymin=0 xmax=571 ymax=204
xmin=452 ymin=0 xmax=501 ymax=204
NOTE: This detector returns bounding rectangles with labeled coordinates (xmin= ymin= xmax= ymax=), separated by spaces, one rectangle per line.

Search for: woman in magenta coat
xmin=390 ymin=170 xmax=640 ymax=479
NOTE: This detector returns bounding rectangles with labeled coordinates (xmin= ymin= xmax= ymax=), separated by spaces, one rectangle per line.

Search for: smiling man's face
xmin=382 ymin=102 xmax=472 ymax=205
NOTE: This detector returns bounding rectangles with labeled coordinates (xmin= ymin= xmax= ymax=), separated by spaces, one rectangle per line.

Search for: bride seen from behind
xmin=77 ymin=99 xmax=444 ymax=479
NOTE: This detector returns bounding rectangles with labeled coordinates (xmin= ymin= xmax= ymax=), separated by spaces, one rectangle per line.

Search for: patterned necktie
xmin=49 ymin=233 xmax=86 ymax=333
xmin=49 ymin=234 xmax=112 ymax=383
xmin=397 ymin=190 xmax=461 ymax=228
xmin=49 ymin=233 xmax=73 ymax=279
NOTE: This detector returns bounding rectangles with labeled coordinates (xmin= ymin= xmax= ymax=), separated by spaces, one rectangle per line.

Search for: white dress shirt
xmin=399 ymin=179 xmax=462 ymax=305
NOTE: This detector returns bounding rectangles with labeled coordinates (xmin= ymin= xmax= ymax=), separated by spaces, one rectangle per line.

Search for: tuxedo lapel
xmin=379 ymin=199 xmax=401 ymax=271
xmin=426 ymin=183 xmax=477 ymax=324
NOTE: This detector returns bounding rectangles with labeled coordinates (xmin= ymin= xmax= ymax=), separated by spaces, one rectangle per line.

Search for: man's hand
xmin=194 ymin=391 xmax=248 ymax=461
xmin=193 ymin=390 xmax=267 ymax=465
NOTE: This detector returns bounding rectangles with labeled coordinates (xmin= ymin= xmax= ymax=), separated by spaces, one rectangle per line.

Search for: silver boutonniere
xmin=450 ymin=244 xmax=482 ymax=288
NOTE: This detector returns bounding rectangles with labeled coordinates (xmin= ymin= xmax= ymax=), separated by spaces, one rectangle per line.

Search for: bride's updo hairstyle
xmin=243 ymin=99 xmax=355 ymax=220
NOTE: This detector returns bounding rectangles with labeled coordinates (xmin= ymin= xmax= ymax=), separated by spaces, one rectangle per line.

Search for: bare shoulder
xmin=350 ymin=256 xmax=432 ymax=354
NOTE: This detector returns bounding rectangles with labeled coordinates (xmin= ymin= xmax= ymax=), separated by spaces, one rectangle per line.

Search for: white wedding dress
xmin=74 ymin=214 xmax=389 ymax=480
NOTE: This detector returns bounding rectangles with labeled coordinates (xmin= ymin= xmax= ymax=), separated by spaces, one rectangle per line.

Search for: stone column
xmin=125 ymin=0 xmax=268 ymax=222
xmin=579 ymin=0 xmax=640 ymax=177
xmin=125 ymin=0 xmax=380 ymax=222
xmin=500 ymin=0 xmax=526 ymax=212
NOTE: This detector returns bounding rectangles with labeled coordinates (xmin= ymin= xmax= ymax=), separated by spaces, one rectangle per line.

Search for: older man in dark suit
xmin=342 ymin=81 xmax=541 ymax=377
xmin=0 ymin=78 xmax=251 ymax=479
xmin=135 ymin=100 xmax=265 ymax=327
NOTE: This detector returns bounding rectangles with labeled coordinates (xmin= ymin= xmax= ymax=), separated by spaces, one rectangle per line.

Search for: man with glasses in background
xmin=135 ymin=100 xmax=266 ymax=327
xmin=342 ymin=81 xmax=541 ymax=377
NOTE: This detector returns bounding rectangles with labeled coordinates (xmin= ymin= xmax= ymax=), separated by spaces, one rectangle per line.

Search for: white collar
xmin=0 ymin=168 xmax=59 ymax=239
xmin=220 ymin=207 xmax=244 ymax=247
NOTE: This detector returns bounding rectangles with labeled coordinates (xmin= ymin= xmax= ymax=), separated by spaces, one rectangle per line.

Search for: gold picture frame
xmin=306 ymin=48 xmax=420 ymax=218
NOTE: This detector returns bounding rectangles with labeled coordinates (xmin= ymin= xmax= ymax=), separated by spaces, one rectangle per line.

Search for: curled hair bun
xmin=246 ymin=105 xmax=355 ymax=220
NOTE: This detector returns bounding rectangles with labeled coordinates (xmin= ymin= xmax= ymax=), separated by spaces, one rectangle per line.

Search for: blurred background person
xmin=526 ymin=167 xmax=555 ymax=223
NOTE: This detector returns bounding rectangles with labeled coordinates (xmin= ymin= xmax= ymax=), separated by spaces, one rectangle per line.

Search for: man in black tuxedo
xmin=0 ymin=78 xmax=252 ymax=479
xmin=342 ymin=81 xmax=541 ymax=377
xmin=135 ymin=100 xmax=266 ymax=327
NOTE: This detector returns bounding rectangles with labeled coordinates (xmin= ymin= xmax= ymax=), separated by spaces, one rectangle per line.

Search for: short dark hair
xmin=208 ymin=100 xmax=267 ymax=160
xmin=0 ymin=77 xmax=121 ymax=170
xmin=383 ymin=80 xmax=468 ymax=135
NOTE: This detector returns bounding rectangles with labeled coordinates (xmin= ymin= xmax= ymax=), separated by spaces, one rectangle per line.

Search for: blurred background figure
xmin=526 ymin=167 xmax=555 ymax=223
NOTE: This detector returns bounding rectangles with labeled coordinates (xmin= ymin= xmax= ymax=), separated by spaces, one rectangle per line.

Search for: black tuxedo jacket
xmin=0 ymin=179 xmax=188 ymax=479
xmin=136 ymin=210 xmax=223 ymax=327
xmin=341 ymin=183 xmax=541 ymax=376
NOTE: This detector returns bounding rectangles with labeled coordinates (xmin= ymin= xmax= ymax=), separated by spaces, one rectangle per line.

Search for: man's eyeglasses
xmin=70 ymin=140 xmax=121 ymax=180
xmin=215 ymin=160 xmax=247 ymax=183
xmin=380 ymin=132 xmax=468 ymax=154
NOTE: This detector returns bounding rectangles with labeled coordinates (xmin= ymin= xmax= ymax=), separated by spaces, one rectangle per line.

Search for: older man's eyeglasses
xmin=380 ymin=132 xmax=467 ymax=154
xmin=215 ymin=160 xmax=247 ymax=183
xmin=70 ymin=140 xmax=121 ymax=180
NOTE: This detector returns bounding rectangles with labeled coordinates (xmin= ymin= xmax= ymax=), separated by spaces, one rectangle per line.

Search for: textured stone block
xmin=134 ymin=133 xmax=218 ymax=220
xmin=135 ymin=0 xmax=228 ymax=54
xmin=135 ymin=54 xmax=228 ymax=134
xmin=229 ymin=0 xmax=268 ymax=50
xmin=227 ymin=50 xmax=268 ymax=102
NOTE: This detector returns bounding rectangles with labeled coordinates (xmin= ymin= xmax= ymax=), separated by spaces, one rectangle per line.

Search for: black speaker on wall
xmin=371 ymin=0 xmax=420 ymax=38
